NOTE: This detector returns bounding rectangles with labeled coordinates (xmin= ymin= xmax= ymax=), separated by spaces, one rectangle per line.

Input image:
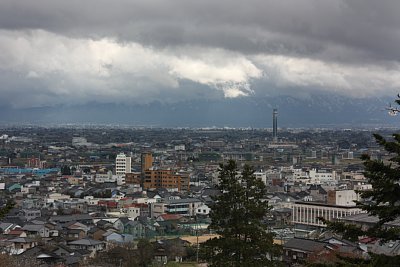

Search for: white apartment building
xmin=174 ymin=145 xmax=185 ymax=151
xmin=196 ymin=204 xmax=211 ymax=216
xmin=115 ymin=153 xmax=132 ymax=175
xmin=72 ymin=137 xmax=88 ymax=146
xmin=289 ymin=167 xmax=337 ymax=185
xmin=119 ymin=206 xmax=141 ymax=220
xmin=47 ymin=193 xmax=71 ymax=203
xmin=308 ymin=168 xmax=336 ymax=184
xmin=96 ymin=171 xmax=126 ymax=185
xmin=353 ymin=184 xmax=372 ymax=191
xmin=341 ymin=172 xmax=366 ymax=180
xmin=254 ymin=171 xmax=267 ymax=184
xmin=150 ymin=198 xmax=203 ymax=218
xmin=327 ymin=190 xmax=359 ymax=206
xmin=291 ymin=167 xmax=309 ymax=182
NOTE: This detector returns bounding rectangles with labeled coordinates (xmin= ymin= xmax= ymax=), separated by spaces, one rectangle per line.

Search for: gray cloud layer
xmin=0 ymin=0 xmax=399 ymax=107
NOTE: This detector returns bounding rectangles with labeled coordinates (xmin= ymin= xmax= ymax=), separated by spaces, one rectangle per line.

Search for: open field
xmin=180 ymin=234 xmax=219 ymax=245
xmin=165 ymin=263 xmax=207 ymax=267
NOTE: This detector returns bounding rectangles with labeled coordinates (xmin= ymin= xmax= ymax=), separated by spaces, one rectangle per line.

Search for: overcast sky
xmin=1 ymin=0 xmax=400 ymax=108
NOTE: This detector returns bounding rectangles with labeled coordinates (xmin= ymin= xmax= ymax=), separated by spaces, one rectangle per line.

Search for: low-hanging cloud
xmin=0 ymin=30 xmax=262 ymax=107
xmin=254 ymin=55 xmax=400 ymax=97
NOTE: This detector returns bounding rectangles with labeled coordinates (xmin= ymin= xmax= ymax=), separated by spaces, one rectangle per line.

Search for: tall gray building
xmin=273 ymin=109 xmax=278 ymax=142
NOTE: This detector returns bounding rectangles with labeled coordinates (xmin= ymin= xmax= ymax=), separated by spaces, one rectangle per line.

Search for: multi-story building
xmin=164 ymin=198 xmax=202 ymax=216
xmin=96 ymin=171 xmax=126 ymax=185
xmin=27 ymin=157 xmax=46 ymax=169
xmin=327 ymin=190 xmax=359 ymax=206
xmin=115 ymin=153 xmax=131 ymax=175
xmin=292 ymin=201 xmax=364 ymax=233
xmin=150 ymin=198 xmax=203 ymax=218
xmin=125 ymin=172 xmax=142 ymax=184
xmin=308 ymin=168 xmax=336 ymax=184
xmin=291 ymin=167 xmax=309 ymax=182
xmin=174 ymin=145 xmax=185 ymax=151
xmin=141 ymin=153 xmax=153 ymax=173
xmin=196 ymin=204 xmax=211 ymax=216
xmin=253 ymin=171 xmax=267 ymax=184
xmin=143 ymin=169 xmax=189 ymax=191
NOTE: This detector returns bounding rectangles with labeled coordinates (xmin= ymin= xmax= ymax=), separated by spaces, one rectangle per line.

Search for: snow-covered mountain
xmin=0 ymin=93 xmax=397 ymax=128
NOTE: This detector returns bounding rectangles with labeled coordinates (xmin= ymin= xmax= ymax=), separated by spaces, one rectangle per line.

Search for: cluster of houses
xmin=0 ymin=170 xmax=222 ymax=266
xmin=0 ymin=127 xmax=399 ymax=266
xmin=0 ymin=169 xmax=393 ymax=266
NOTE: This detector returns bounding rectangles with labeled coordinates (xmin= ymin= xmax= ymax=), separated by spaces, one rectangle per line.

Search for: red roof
xmin=358 ymin=237 xmax=377 ymax=244
xmin=7 ymin=229 xmax=25 ymax=236
xmin=123 ymin=203 xmax=148 ymax=208
xmin=134 ymin=203 xmax=148 ymax=208
xmin=98 ymin=201 xmax=118 ymax=208
xmin=159 ymin=214 xmax=183 ymax=221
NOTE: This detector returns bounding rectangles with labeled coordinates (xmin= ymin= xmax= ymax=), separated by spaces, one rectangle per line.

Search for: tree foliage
xmin=358 ymin=134 xmax=400 ymax=228
xmin=137 ymin=239 xmax=154 ymax=267
xmin=0 ymin=254 xmax=41 ymax=267
xmin=89 ymin=239 xmax=154 ymax=267
xmin=0 ymin=200 xmax=14 ymax=220
xmin=201 ymin=160 xmax=281 ymax=267
xmin=61 ymin=165 xmax=71 ymax=175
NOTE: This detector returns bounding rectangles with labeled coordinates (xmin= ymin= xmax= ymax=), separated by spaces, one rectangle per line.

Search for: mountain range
xmin=0 ymin=93 xmax=398 ymax=128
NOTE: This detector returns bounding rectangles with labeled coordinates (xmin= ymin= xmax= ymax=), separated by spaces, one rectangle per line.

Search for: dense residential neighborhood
xmin=3 ymin=0 xmax=400 ymax=266
xmin=0 ymin=127 xmax=398 ymax=266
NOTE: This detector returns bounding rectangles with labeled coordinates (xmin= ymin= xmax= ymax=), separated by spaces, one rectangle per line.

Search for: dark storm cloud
xmin=1 ymin=0 xmax=399 ymax=62
xmin=0 ymin=0 xmax=400 ymax=108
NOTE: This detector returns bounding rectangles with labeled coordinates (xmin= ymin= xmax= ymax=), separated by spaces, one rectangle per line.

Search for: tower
xmin=272 ymin=108 xmax=278 ymax=142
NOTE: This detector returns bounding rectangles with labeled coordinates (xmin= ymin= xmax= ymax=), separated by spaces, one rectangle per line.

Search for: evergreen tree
xmin=61 ymin=165 xmax=71 ymax=175
xmin=0 ymin=200 xmax=14 ymax=220
xmin=201 ymin=160 xmax=281 ymax=267
xmin=356 ymin=133 xmax=400 ymax=240
xmin=319 ymin=133 xmax=400 ymax=266
xmin=136 ymin=239 xmax=154 ymax=267
xmin=322 ymin=135 xmax=400 ymax=242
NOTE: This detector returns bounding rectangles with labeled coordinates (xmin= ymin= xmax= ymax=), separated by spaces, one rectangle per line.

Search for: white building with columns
xmin=292 ymin=201 xmax=364 ymax=228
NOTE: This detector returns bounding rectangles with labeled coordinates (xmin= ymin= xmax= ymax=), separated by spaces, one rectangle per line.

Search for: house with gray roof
xmin=50 ymin=214 xmax=93 ymax=225
xmin=123 ymin=220 xmax=146 ymax=239
xmin=283 ymin=238 xmax=329 ymax=264
xmin=68 ymin=238 xmax=105 ymax=256
xmin=22 ymin=224 xmax=50 ymax=238
xmin=0 ymin=222 xmax=18 ymax=234
xmin=103 ymin=232 xmax=134 ymax=243
xmin=7 ymin=237 xmax=38 ymax=255
xmin=19 ymin=209 xmax=41 ymax=221
xmin=283 ymin=237 xmax=364 ymax=265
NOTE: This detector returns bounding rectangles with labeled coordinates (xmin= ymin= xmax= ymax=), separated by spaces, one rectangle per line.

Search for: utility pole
xmin=196 ymin=227 xmax=199 ymax=263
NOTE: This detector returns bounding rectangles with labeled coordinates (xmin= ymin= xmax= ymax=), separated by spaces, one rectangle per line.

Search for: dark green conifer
xmin=322 ymin=133 xmax=400 ymax=242
xmin=202 ymin=160 xmax=281 ymax=267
